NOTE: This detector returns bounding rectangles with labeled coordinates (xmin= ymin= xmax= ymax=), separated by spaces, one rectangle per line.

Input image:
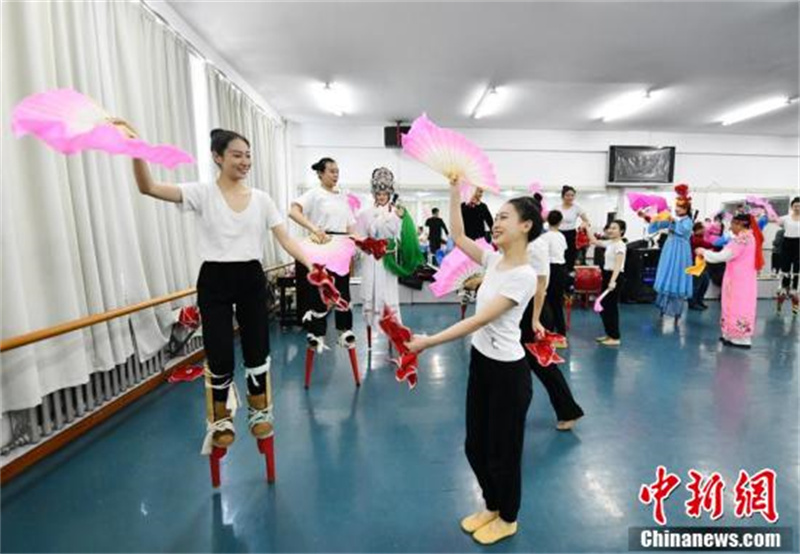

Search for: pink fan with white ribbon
xmin=626 ymin=192 xmax=668 ymax=214
xmin=401 ymin=114 xmax=499 ymax=194
xmin=429 ymin=238 xmax=494 ymax=297
xmin=11 ymin=89 xmax=194 ymax=169
xmin=593 ymin=289 xmax=611 ymax=313
xmin=300 ymin=235 xmax=356 ymax=277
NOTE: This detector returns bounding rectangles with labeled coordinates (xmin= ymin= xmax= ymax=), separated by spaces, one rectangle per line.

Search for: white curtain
xmin=205 ymin=67 xmax=289 ymax=265
xmin=1 ymin=1 xmax=200 ymax=412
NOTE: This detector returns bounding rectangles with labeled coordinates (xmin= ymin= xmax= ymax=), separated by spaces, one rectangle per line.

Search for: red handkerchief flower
xmin=378 ymin=306 xmax=420 ymax=390
xmin=307 ymin=264 xmax=350 ymax=312
xmin=525 ymin=329 xmax=565 ymax=366
xmin=353 ymin=237 xmax=389 ymax=260
xmin=575 ymin=228 xmax=591 ymax=250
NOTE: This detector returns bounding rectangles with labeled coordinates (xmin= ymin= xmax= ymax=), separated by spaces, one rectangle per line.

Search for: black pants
xmin=197 ymin=261 xmax=269 ymax=402
xmin=543 ymin=263 xmax=568 ymax=336
xmin=690 ymin=272 xmax=710 ymax=307
xmin=295 ymin=261 xmax=353 ymax=336
xmin=782 ymin=237 xmax=799 ymax=290
xmin=520 ymin=300 xmax=584 ymax=422
xmin=600 ymin=270 xmax=622 ymax=340
xmin=465 ymin=347 xmax=532 ymax=523
xmin=562 ymin=229 xmax=577 ymax=274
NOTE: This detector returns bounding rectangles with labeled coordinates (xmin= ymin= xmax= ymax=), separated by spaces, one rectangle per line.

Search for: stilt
xmin=257 ymin=436 xmax=276 ymax=483
xmin=209 ymin=446 xmax=227 ymax=488
xmin=348 ymin=348 xmax=361 ymax=387
xmin=460 ymin=303 xmax=467 ymax=320
xmin=304 ymin=348 xmax=315 ymax=389
xmin=367 ymin=325 xmax=372 ymax=350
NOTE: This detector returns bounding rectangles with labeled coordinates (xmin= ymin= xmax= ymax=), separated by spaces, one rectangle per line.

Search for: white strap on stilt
xmin=201 ymin=419 xmax=235 ymax=456
xmin=200 ymin=374 xmax=240 ymax=455
xmin=303 ymin=309 xmax=329 ymax=322
xmin=245 ymin=358 xmax=271 ymax=389
xmin=247 ymin=405 xmax=274 ymax=430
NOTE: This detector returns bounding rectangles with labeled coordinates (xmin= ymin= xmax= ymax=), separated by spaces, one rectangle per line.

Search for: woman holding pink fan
xmin=406 ymin=177 xmax=541 ymax=545
xmin=290 ymin=157 xmax=357 ymax=352
xmin=122 ymin=123 xmax=312 ymax=459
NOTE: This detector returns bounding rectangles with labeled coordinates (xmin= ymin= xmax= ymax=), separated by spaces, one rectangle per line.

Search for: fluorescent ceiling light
xmin=471 ymin=87 xmax=504 ymax=119
xmin=315 ymin=82 xmax=349 ymax=116
xmin=719 ymin=96 xmax=798 ymax=126
xmin=600 ymin=90 xmax=660 ymax=122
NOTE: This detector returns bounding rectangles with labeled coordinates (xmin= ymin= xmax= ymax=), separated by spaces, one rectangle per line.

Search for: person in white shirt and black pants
xmin=406 ymin=177 xmax=542 ymax=545
xmin=124 ymin=125 xmax=311 ymax=456
xmin=591 ymin=220 xmax=627 ymax=346
xmin=520 ymin=204 xmax=583 ymax=431
xmin=290 ymin=158 xmax=357 ymax=350
xmin=540 ymin=210 xmax=569 ymax=336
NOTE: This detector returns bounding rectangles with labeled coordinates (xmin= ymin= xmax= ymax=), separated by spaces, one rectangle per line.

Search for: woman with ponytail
xmin=697 ymin=213 xmax=763 ymax=348
xmin=406 ymin=178 xmax=541 ymax=545
xmin=125 ymin=125 xmax=311 ymax=458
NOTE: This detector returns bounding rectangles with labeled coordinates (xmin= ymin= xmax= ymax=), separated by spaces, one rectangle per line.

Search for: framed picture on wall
xmin=607 ymin=146 xmax=676 ymax=184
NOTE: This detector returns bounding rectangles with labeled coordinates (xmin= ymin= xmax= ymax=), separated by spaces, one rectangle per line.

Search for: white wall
xmin=290 ymin=123 xmax=799 ymax=242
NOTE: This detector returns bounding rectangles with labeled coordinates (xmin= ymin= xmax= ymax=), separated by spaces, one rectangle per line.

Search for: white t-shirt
xmin=780 ymin=215 xmax=800 ymax=239
xmin=559 ymin=203 xmax=587 ymax=231
xmin=598 ymin=239 xmax=626 ymax=272
xmin=180 ymin=182 xmax=284 ymax=263
xmin=527 ymin=236 xmax=550 ymax=281
xmin=540 ymin=230 xmax=567 ymax=264
xmin=293 ymin=187 xmax=355 ymax=234
xmin=472 ymin=251 xmax=538 ymax=362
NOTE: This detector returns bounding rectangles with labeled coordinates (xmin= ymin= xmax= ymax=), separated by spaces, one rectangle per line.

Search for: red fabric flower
xmin=524 ymin=329 xmax=566 ymax=366
xmin=353 ymin=237 xmax=389 ymax=260
xmin=378 ymin=306 xmax=420 ymax=389
xmin=307 ymin=264 xmax=350 ymax=312
xmin=575 ymin=228 xmax=590 ymax=250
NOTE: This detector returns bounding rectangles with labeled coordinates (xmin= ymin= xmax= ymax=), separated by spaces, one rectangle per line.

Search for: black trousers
xmin=520 ymin=300 xmax=584 ymax=422
xmin=690 ymin=272 xmax=710 ymax=307
xmin=197 ymin=261 xmax=269 ymax=402
xmin=295 ymin=261 xmax=353 ymax=336
xmin=781 ymin=237 xmax=799 ymax=290
xmin=600 ymin=270 xmax=622 ymax=340
xmin=542 ymin=263 xmax=568 ymax=336
xmin=561 ymin=229 xmax=578 ymax=274
xmin=465 ymin=347 xmax=532 ymax=523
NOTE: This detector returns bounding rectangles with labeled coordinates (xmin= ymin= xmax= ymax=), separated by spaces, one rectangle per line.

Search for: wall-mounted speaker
xmin=384 ymin=125 xmax=411 ymax=148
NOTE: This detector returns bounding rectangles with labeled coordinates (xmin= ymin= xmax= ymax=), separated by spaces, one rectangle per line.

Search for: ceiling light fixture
xmin=316 ymin=82 xmax=348 ymax=117
xmin=719 ymin=96 xmax=798 ymax=126
xmin=600 ymin=90 xmax=660 ymax=122
xmin=471 ymin=87 xmax=504 ymax=119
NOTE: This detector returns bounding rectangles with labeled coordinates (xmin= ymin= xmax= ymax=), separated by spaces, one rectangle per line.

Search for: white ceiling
xmin=166 ymin=1 xmax=799 ymax=136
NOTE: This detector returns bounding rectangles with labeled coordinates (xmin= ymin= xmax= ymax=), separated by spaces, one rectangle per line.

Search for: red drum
xmin=574 ymin=265 xmax=602 ymax=294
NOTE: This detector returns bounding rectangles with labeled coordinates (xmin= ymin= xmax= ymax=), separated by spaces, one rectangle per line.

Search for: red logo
xmin=685 ymin=470 xmax=725 ymax=521
xmin=734 ymin=469 xmax=779 ymax=523
xmin=639 ymin=466 xmax=682 ymax=526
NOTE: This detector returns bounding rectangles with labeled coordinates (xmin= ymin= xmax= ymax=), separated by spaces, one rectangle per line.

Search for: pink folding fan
xmin=401 ymin=114 xmax=499 ymax=194
xmin=11 ymin=89 xmax=194 ymax=169
xmin=429 ymin=238 xmax=494 ymax=297
xmin=626 ymin=192 xmax=668 ymax=214
xmin=300 ymin=235 xmax=356 ymax=277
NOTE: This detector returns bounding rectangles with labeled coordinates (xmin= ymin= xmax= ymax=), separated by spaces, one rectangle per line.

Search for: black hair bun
xmin=210 ymin=128 xmax=225 ymax=139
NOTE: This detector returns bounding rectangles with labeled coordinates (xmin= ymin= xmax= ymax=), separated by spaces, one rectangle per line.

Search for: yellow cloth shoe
xmin=472 ymin=518 xmax=518 ymax=545
xmin=460 ymin=510 xmax=498 ymax=534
